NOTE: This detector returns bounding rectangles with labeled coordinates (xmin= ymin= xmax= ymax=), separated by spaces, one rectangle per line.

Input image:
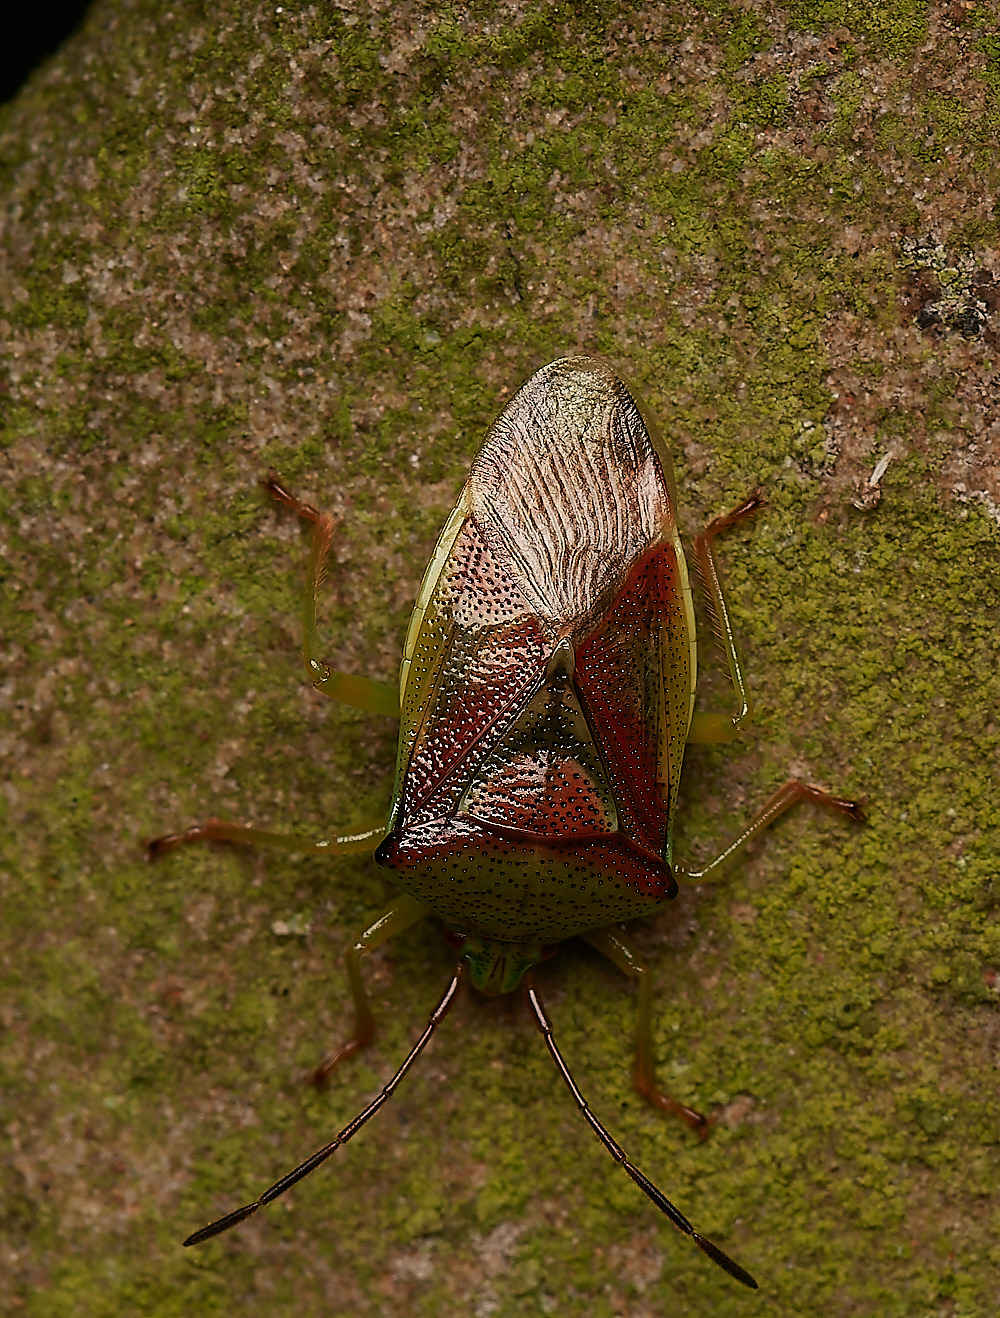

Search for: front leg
xmin=583 ymin=925 xmax=709 ymax=1137
xmin=312 ymin=893 xmax=430 ymax=1086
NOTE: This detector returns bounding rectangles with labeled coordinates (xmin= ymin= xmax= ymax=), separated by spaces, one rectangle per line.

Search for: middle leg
xmin=674 ymin=779 xmax=866 ymax=884
xmin=148 ymin=819 xmax=385 ymax=859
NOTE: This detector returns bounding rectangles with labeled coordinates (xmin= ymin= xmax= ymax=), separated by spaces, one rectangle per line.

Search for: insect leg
xmin=583 ymin=926 xmax=708 ymax=1137
xmin=312 ymin=892 xmax=430 ymax=1087
xmin=184 ymin=963 xmax=463 ymax=1247
xmin=686 ymin=488 xmax=765 ymax=745
xmin=264 ymin=470 xmax=400 ymax=717
xmin=675 ymin=779 xmax=867 ymax=884
xmin=524 ymin=975 xmax=757 ymax=1290
xmin=147 ymin=820 xmax=385 ymax=859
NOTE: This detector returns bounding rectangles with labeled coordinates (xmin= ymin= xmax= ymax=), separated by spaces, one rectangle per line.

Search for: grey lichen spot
xmin=898 ymin=237 xmax=997 ymax=340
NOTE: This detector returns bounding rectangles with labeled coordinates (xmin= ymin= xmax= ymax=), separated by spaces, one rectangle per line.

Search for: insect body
xmin=153 ymin=356 xmax=864 ymax=1290
xmin=378 ymin=358 xmax=699 ymax=982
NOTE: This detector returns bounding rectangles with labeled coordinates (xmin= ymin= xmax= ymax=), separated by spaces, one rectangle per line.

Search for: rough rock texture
xmin=2 ymin=1 xmax=999 ymax=1314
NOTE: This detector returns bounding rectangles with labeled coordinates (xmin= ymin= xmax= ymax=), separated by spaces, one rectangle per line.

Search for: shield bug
xmin=152 ymin=355 xmax=865 ymax=1290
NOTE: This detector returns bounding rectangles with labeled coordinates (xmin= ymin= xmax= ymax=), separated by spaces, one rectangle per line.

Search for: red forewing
xmin=390 ymin=357 xmax=694 ymax=867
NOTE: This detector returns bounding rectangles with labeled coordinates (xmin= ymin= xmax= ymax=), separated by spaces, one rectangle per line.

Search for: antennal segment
xmin=184 ymin=966 xmax=465 ymax=1247
xmin=524 ymin=976 xmax=758 ymax=1291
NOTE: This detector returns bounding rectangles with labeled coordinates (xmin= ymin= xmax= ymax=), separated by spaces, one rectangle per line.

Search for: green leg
xmin=147 ymin=819 xmax=386 ymax=859
xmin=264 ymin=471 xmax=400 ymax=717
xmin=686 ymin=488 xmax=765 ymax=745
xmin=583 ymin=926 xmax=709 ymax=1137
xmin=149 ymin=474 xmax=398 ymax=859
xmin=675 ymin=779 xmax=866 ymax=883
xmin=312 ymin=893 xmax=430 ymax=1086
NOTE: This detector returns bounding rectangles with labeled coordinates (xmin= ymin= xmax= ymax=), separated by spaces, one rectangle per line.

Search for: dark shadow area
xmin=2 ymin=2 xmax=92 ymax=104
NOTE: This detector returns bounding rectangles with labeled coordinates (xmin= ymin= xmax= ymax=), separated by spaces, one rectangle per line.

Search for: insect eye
xmin=539 ymin=943 xmax=559 ymax=961
xmin=443 ymin=930 xmax=468 ymax=951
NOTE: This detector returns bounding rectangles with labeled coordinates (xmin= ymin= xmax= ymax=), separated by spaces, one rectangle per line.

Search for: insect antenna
xmin=183 ymin=965 xmax=464 ymax=1247
xmin=523 ymin=975 xmax=758 ymax=1291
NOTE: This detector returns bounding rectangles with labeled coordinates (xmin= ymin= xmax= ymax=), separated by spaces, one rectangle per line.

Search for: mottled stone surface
xmin=2 ymin=2 xmax=999 ymax=1314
